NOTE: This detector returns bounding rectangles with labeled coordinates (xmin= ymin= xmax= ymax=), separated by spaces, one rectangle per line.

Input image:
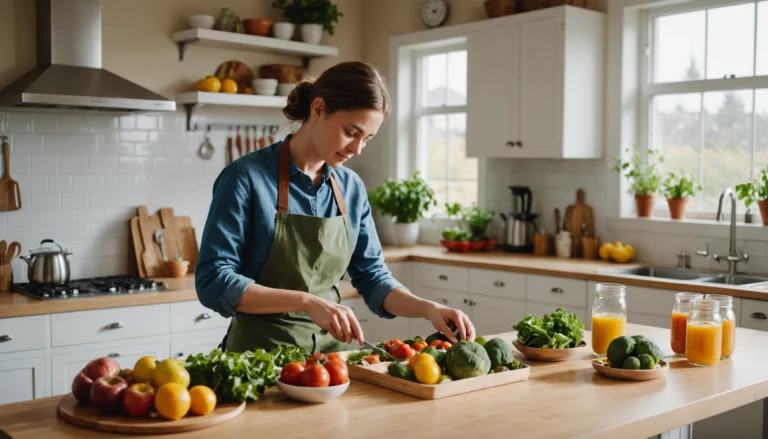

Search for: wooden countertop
xmin=2 ymin=323 xmax=767 ymax=439
xmin=2 ymin=245 xmax=766 ymax=319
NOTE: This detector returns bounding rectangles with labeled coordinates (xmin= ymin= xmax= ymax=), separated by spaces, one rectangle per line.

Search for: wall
xmin=0 ymin=0 xmax=363 ymax=282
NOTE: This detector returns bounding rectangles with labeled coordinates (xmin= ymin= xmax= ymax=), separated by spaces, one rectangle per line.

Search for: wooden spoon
xmin=0 ymin=241 xmax=6 ymax=266
xmin=0 ymin=135 xmax=22 ymax=211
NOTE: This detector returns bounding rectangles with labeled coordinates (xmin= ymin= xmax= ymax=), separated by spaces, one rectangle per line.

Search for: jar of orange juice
xmin=591 ymin=283 xmax=627 ymax=356
xmin=670 ymin=292 xmax=704 ymax=356
xmin=686 ymin=298 xmax=722 ymax=367
xmin=705 ymin=294 xmax=736 ymax=359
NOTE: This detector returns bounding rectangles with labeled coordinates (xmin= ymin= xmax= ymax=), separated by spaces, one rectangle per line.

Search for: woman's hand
xmin=424 ymin=301 xmax=475 ymax=343
xmin=305 ymin=295 xmax=365 ymax=346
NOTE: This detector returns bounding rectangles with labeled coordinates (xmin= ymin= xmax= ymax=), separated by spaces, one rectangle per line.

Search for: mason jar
xmin=705 ymin=294 xmax=736 ymax=359
xmin=591 ymin=283 xmax=627 ymax=356
xmin=670 ymin=292 xmax=704 ymax=356
xmin=686 ymin=298 xmax=722 ymax=367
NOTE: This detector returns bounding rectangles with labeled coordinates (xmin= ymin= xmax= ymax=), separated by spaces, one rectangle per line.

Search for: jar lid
xmin=595 ymin=283 xmax=626 ymax=296
xmin=690 ymin=298 xmax=720 ymax=312
xmin=674 ymin=292 xmax=704 ymax=303
xmin=704 ymin=294 xmax=733 ymax=308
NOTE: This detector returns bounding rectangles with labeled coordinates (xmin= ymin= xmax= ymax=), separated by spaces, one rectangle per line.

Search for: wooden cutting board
xmin=347 ymin=360 xmax=530 ymax=400
xmin=563 ymin=189 xmax=594 ymax=257
xmin=57 ymin=393 xmax=245 ymax=435
xmin=129 ymin=206 xmax=199 ymax=278
xmin=0 ymin=135 xmax=22 ymax=212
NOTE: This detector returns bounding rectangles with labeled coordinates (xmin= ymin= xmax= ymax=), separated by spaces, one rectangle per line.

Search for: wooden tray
xmin=592 ymin=358 xmax=669 ymax=381
xmin=129 ymin=206 xmax=199 ymax=278
xmin=56 ymin=394 xmax=245 ymax=435
xmin=348 ymin=361 xmax=530 ymax=400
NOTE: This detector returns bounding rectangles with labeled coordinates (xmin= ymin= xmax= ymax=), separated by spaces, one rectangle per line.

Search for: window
xmin=412 ymin=46 xmax=477 ymax=210
xmin=642 ymin=0 xmax=768 ymax=212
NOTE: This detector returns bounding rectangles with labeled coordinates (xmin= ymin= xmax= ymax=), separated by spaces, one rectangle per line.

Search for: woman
xmin=195 ymin=61 xmax=476 ymax=355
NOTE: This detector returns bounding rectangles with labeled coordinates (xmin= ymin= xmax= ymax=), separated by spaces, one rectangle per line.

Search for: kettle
xmin=20 ymin=239 xmax=73 ymax=285
xmin=500 ymin=187 xmax=538 ymax=252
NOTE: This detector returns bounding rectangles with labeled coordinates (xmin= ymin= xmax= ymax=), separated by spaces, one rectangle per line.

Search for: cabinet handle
xmin=506 ymin=141 xmax=515 ymax=148
xmin=551 ymin=287 xmax=564 ymax=294
xmin=463 ymin=299 xmax=468 ymax=304
xmin=493 ymin=280 xmax=505 ymax=288
xmin=439 ymin=298 xmax=448 ymax=304
xmin=438 ymin=275 xmax=448 ymax=281
xmin=176 ymin=352 xmax=185 ymax=358
xmin=105 ymin=322 xmax=124 ymax=329
xmin=751 ymin=312 xmax=767 ymax=320
xmin=108 ymin=352 xmax=121 ymax=358
xmin=469 ymin=300 xmax=476 ymax=306
xmin=197 ymin=313 xmax=211 ymax=321
xmin=0 ymin=335 xmax=12 ymax=342
xmin=517 ymin=141 xmax=523 ymax=148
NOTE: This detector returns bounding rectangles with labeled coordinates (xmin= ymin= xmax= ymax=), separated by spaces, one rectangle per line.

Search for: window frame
xmin=638 ymin=0 xmax=768 ymax=219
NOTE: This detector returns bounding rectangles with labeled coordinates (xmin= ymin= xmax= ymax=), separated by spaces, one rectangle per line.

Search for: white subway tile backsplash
xmin=31 ymin=155 xmax=59 ymax=174
xmin=49 ymin=175 xmax=73 ymax=192
xmin=103 ymin=206 xmax=134 ymax=223
xmin=7 ymin=211 xmax=44 ymax=227
xmin=76 ymin=208 xmax=105 ymax=224
xmin=153 ymin=157 xmax=182 ymax=174
xmin=84 ymin=115 xmax=117 ymax=132
xmin=746 ymin=256 xmax=768 ymax=275
xmin=120 ymin=191 xmax=147 ymax=206
xmin=44 ymin=134 xmax=72 ymax=153
xmin=9 ymin=154 xmax=31 ymax=174
xmin=31 ymin=114 xmax=59 ymax=133
xmin=45 ymin=210 xmax=76 ymax=226
xmin=27 ymin=226 xmax=62 ymax=247
xmin=12 ymin=133 xmax=44 ymax=154
xmin=743 ymin=241 xmax=768 ymax=257
xmin=119 ymin=157 xmax=146 ymax=174
xmin=30 ymin=193 xmax=60 ymax=210
xmin=6 ymin=113 xmax=31 ymax=133
xmin=71 ymin=135 xmax=100 ymax=154
xmin=89 ymin=156 xmax=118 ymax=174
xmin=104 ymin=174 xmax=132 ymax=191
xmin=119 ymin=116 xmax=136 ymax=130
xmin=14 ymin=175 xmax=47 ymax=195
xmin=90 ymin=192 xmax=123 ymax=208
xmin=101 ymin=238 xmax=128 ymax=256
xmin=73 ymin=174 xmax=104 ymax=192
xmin=62 ymin=193 xmax=89 ymax=209
xmin=136 ymin=143 xmax=159 ymax=156
xmin=99 ymin=138 xmax=133 ymax=156
xmin=120 ymin=130 xmax=147 ymax=142
xmin=92 ymin=221 xmax=128 ymax=239
xmin=59 ymin=155 xmax=88 ymax=174
xmin=58 ymin=114 xmax=84 ymax=133
xmin=0 ymin=225 xmax=26 ymax=242
xmin=136 ymin=116 xmax=157 ymax=130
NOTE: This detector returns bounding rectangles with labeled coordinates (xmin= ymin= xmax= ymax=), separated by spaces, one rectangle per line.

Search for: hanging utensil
xmin=5 ymin=242 xmax=21 ymax=265
xmin=197 ymin=125 xmax=214 ymax=160
xmin=235 ymin=125 xmax=243 ymax=158
xmin=268 ymin=125 xmax=277 ymax=144
xmin=226 ymin=126 xmax=233 ymax=164
xmin=0 ymin=134 xmax=22 ymax=212
xmin=554 ymin=208 xmax=561 ymax=234
xmin=245 ymin=126 xmax=251 ymax=154
xmin=0 ymin=241 xmax=6 ymax=266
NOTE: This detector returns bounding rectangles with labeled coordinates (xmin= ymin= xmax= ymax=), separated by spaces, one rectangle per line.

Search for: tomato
xmin=383 ymin=339 xmax=404 ymax=350
xmin=429 ymin=340 xmax=443 ymax=348
xmin=324 ymin=360 xmax=349 ymax=386
xmin=300 ymin=364 xmax=330 ymax=387
xmin=280 ymin=362 xmax=306 ymax=386
xmin=326 ymin=353 xmax=344 ymax=363
xmin=307 ymin=353 xmax=328 ymax=365
xmin=411 ymin=341 xmax=427 ymax=352
xmin=364 ymin=354 xmax=380 ymax=364
xmin=439 ymin=341 xmax=452 ymax=350
xmin=390 ymin=343 xmax=415 ymax=360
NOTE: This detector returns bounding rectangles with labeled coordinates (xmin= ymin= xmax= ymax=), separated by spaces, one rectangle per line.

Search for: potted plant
xmin=736 ymin=166 xmax=768 ymax=226
xmin=662 ymin=170 xmax=702 ymax=220
xmin=272 ymin=0 xmax=343 ymax=45
xmin=611 ymin=145 xmax=664 ymax=218
xmin=462 ymin=205 xmax=496 ymax=250
xmin=164 ymin=254 xmax=190 ymax=278
xmin=368 ymin=171 xmax=436 ymax=247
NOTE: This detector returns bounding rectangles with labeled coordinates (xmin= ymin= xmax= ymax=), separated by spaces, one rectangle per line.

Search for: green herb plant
xmin=611 ymin=145 xmax=665 ymax=196
xmin=368 ymin=171 xmax=436 ymax=224
xmin=512 ymin=308 xmax=585 ymax=349
xmin=440 ymin=202 xmax=494 ymax=241
xmin=272 ymin=0 xmax=344 ymax=35
xmin=735 ymin=166 xmax=768 ymax=209
xmin=662 ymin=170 xmax=702 ymax=199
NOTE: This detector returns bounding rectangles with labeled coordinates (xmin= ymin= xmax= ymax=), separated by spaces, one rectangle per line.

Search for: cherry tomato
xmin=307 ymin=353 xmax=328 ymax=365
xmin=280 ymin=362 xmax=306 ymax=386
xmin=324 ymin=360 xmax=349 ymax=386
xmin=383 ymin=339 xmax=404 ymax=350
xmin=439 ymin=341 xmax=452 ymax=350
xmin=327 ymin=353 xmax=344 ymax=363
xmin=411 ymin=341 xmax=427 ymax=352
xmin=364 ymin=354 xmax=380 ymax=364
xmin=390 ymin=343 xmax=415 ymax=360
xmin=300 ymin=363 xmax=330 ymax=387
xmin=429 ymin=340 xmax=443 ymax=348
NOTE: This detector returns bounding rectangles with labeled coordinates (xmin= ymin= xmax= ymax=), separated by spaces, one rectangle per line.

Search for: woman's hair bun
xmin=282 ymin=81 xmax=315 ymax=122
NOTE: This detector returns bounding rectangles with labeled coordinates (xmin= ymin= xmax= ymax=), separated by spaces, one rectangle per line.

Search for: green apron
xmin=224 ymin=138 xmax=352 ymax=355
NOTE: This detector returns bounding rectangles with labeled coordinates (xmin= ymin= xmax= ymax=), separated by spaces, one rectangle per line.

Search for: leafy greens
xmin=513 ymin=308 xmax=585 ymax=349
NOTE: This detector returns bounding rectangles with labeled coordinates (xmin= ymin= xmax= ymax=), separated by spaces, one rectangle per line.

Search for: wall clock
xmin=422 ymin=0 xmax=449 ymax=28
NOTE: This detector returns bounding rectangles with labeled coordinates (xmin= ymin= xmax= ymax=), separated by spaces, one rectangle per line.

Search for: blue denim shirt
xmin=195 ymin=138 xmax=403 ymax=320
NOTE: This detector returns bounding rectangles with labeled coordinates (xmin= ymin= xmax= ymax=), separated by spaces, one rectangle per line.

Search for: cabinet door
xmin=170 ymin=333 xmax=226 ymax=360
xmin=51 ymin=340 xmax=167 ymax=396
xmin=741 ymin=299 xmax=768 ymax=331
xmin=466 ymin=24 xmax=520 ymax=158
xmin=470 ymin=296 xmax=526 ymax=337
xmin=0 ymin=355 xmax=47 ymax=404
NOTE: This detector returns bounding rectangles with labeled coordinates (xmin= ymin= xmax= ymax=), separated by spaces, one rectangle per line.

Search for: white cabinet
xmin=170 ymin=333 xmax=226 ymax=360
xmin=471 ymin=295 xmax=526 ymax=337
xmin=527 ymin=275 xmax=588 ymax=309
xmin=0 ymin=351 xmax=47 ymax=404
xmin=466 ymin=7 xmax=605 ymax=159
xmin=0 ymin=315 xmax=49 ymax=354
xmin=741 ymin=299 xmax=768 ymax=331
xmin=51 ymin=304 xmax=170 ymax=347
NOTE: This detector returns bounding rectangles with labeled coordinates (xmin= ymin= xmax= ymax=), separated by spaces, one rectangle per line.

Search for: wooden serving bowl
xmin=164 ymin=260 xmax=189 ymax=278
xmin=592 ymin=358 xmax=669 ymax=381
xmin=512 ymin=339 xmax=587 ymax=361
xmin=243 ymin=18 xmax=273 ymax=37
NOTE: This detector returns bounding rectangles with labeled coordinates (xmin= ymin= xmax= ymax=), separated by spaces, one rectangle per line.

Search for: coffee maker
xmin=500 ymin=186 xmax=538 ymax=252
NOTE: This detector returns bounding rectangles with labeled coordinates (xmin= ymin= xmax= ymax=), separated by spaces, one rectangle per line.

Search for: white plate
xmin=275 ymin=379 xmax=350 ymax=403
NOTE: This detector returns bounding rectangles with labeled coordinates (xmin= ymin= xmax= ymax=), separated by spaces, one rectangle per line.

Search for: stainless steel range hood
xmin=0 ymin=0 xmax=175 ymax=113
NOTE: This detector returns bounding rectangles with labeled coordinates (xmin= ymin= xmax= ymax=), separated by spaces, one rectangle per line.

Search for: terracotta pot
xmin=164 ymin=260 xmax=190 ymax=278
xmin=758 ymin=200 xmax=768 ymax=226
xmin=243 ymin=18 xmax=273 ymax=37
xmin=635 ymin=194 xmax=655 ymax=218
xmin=666 ymin=197 xmax=689 ymax=220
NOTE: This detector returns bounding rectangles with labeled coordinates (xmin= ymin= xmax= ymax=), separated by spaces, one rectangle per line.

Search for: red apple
xmin=82 ymin=357 xmax=121 ymax=381
xmin=90 ymin=376 xmax=128 ymax=413
xmin=123 ymin=383 xmax=156 ymax=418
xmin=71 ymin=371 xmax=94 ymax=405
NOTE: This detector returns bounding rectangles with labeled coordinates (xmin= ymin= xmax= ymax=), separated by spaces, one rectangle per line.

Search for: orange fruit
xmin=220 ymin=78 xmax=238 ymax=94
xmin=154 ymin=383 xmax=191 ymax=420
xmin=200 ymin=76 xmax=221 ymax=93
xmin=195 ymin=79 xmax=205 ymax=91
xmin=189 ymin=385 xmax=217 ymax=416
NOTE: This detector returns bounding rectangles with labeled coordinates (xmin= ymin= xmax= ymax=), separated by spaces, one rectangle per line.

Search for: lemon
xmin=153 ymin=359 xmax=190 ymax=389
xmin=408 ymin=353 xmax=436 ymax=371
xmin=133 ymin=355 xmax=157 ymax=384
xmin=220 ymin=78 xmax=238 ymax=94
xmin=414 ymin=360 xmax=441 ymax=385
xmin=200 ymin=76 xmax=221 ymax=93
xmin=474 ymin=336 xmax=488 ymax=346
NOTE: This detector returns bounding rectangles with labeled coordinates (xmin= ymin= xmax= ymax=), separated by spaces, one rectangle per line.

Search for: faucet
xmin=714 ymin=188 xmax=748 ymax=275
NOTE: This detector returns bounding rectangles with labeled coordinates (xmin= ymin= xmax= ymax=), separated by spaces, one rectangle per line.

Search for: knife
xmin=362 ymin=340 xmax=397 ymax=362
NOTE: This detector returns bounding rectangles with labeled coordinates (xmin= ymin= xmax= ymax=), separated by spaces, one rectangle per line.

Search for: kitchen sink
xmin=598 ymin=266 xmax=706 ymax=281
xmin=696 ymin=275 xmax=768 ymax=286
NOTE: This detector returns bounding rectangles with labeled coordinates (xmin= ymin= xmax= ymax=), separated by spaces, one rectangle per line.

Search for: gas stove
xmin=13 ymin=275 xmax=166 ymax=300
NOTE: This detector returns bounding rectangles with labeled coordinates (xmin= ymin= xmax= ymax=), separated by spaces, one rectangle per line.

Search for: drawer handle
xmin=105 ymin=322 xmax=124 ymax=329
xmin=494 ymin=281 xmax=505 ymax=288
xmin=551 ymin=287 xmax=564 ymax=294
xmin=0 ymin=335 xmax=13 ymax=342
xmin=438 ymin=275 xmax=448 ymax=281
xmin=463 ymin=299 xmax=468 ymax=304
xmin=439 ymin=298 xmax=448 ymax=304
xmin=197 ymin=313 xmax=212 ymax=321
xmin=176 ymin=352 xmax=185 ymax=358
xmin=108 ymin=352 xmax=121 ymax=358
xmin=751 ymin=312 xmax=767 ymax=320
xmin=468 ymin=300 xmax=476 ymax=307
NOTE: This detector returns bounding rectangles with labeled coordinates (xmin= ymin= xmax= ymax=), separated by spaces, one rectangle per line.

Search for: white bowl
xmin=273 ymin=22 xmax=295 ymax=40
xmin=277 ymin=83 xmax=295 ymax=96
xmin=252 ymin=78 xmax=278 ymax=96
xmin=275 ymin=379 xmax=349 ymax=403
xmin=188 ymin=14 xmax=215 ymax=29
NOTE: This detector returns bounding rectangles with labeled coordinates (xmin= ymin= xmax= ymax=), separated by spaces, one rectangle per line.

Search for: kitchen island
xmin=1 ymin=323 xmax=767 ymax=439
